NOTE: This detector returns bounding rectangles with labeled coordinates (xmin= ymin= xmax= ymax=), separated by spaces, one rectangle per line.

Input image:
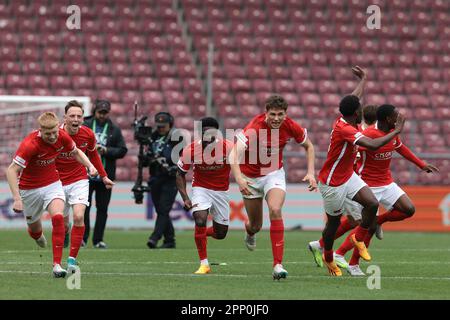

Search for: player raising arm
xmin=5 ymin=112 xmax=98 ymax=278
xmin=315 ymin=66 xmax=405 ymax=276
xmin=56 ymin=100 xmax=114 ymax=273
xmin=229 ymin=94 xmax=317 ymax=280
xmin=332 ymin=104 xmax=439 ymax=275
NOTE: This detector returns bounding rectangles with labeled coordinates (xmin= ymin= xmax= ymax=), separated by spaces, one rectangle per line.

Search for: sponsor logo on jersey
xmin=35 ymin=158 xmax=55 ymax=166
xmin=374 ymin=151 xmax=393 ymax=160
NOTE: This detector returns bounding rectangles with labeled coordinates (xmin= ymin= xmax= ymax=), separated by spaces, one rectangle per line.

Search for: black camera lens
xmin=134 ymin=191 xmax=144 ymax=204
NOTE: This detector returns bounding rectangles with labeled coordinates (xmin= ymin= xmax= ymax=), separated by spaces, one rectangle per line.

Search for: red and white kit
xmin=236 ymin=113 xmax=308 ymax=199
xmin=13 ymin=129 xmax=75 ymax=223
xmin=318 ymin=118 xmax=367 ymax=216
xmin=56 ymin=125 xmax=107 ymax=215
xmin=177 ymin=139 xmax=233 ymax=225
xmin=345 ymin=123 xmax=425 ymax=219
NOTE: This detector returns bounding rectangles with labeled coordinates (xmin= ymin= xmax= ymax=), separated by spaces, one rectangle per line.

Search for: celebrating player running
xmin=316 ymin=66 xmax=406 ymax=276
xmin=332 ymin=104 xmax=438 ymax=275
xmin=56 ymin=100 xmax=114 ymax=274
xmin=229 ymin=94 xmax=317 ymax=280
xmin=176 ymin=117 xmax=233 ymax=275
xmin=5 ymin=112 xmax=98 ymax=278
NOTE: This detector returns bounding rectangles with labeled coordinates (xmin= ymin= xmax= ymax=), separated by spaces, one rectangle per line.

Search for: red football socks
xmin=336 ymin=229 xmax=357 ymax=256
xmin=334 ymin=217 xmax=354 ymax=240
xmin=377 ymin=209 xmax=410 ymax=225
xmin=69 ymin=225 xmax=85 ymax=259
xmin=354 ymin=225 xmax=369 ymax=242
xmin=51 ymin=214 xmax=65 ymax=266
xmin=28 ymin=228 xmax=42 ymax=240
xmin=206 ymin=226 xmax=218 ymax=239
xmin=194 ymin=226 xmax=207 ymax=261
xmin=270 ymin=219 xmax=284 ymax=266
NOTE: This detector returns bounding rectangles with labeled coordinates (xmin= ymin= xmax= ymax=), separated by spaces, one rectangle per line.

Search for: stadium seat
xmin=0 ymin=0 xmax=447 ymax=185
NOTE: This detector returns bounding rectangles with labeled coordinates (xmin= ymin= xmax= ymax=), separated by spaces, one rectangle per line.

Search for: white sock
xmin=200 ymin=259 xmax=209 ymax=266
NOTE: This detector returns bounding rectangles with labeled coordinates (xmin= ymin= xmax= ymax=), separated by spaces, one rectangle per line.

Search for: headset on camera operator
xmin=131 ymin=108 xmax=183 ymax=249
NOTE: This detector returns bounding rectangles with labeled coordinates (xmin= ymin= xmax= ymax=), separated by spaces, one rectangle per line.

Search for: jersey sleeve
xmin=13 ymin=139 xmax=36 ymax=168
xmin=177 ymin=144 xmax=193 ymax=172
xmin=235 ymin=130 xmax=249 ymax=150
xmin=342 ymin=125 xmax=365 ymax=145
xmin=394 ymin=136 xmax=403 ymax=149
xmin=288 ymin=118 xmax=308 ymax=144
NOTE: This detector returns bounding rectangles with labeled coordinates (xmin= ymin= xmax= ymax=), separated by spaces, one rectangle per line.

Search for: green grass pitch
xmin=0 ymin=229 xmax=449 ymax=300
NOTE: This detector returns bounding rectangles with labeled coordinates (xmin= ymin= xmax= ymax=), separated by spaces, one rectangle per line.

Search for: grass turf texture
xmin=0 ymin=230 xmax=449 ymax=300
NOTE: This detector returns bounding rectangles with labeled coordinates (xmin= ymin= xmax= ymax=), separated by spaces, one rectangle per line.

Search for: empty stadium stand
xmin=0 ymin=0 xmax=448 ymax=184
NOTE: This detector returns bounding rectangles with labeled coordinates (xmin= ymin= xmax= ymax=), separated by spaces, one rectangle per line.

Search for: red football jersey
xmin=236 ymin=114 xmax=307 ymax=178
xmin=318 ymin=118 xmax=365 ymax=186
xmin=56 ymin=125 xmax=101 ymax=186
xmin=13 ymin=129 xmax=76 ymax=190
xmin=357 ymin=125 xmax=402 ymax=187
xmin=177 ymin=139 xmax=233 ymax=191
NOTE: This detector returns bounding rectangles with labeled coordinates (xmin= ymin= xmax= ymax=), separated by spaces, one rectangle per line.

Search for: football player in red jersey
xmin=229 ymin=94 xmax=317 ymax=280
xmin=314 ymin=66 xmax=406 ymax=276
xmin=5 ymin=112 xmax=98 ymax=278
xmin=176 ymin=117 xmax=233 ymax=274
xmin=308 ymin=104 xmax=380 ymax=267
xmin=332 ymin=104 xmax=439 ymax=275
xmin=56 ymin=100 xmax=114 ymax=273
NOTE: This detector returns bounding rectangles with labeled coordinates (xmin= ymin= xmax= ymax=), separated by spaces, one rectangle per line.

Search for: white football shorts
xmin=318 ymin=172 xmax=367 ymax=216
xmin=19 ymin=180 xmax=66 ymax=225
xmin=62 ymin=179 xmax=90 ymax=216
xmin=241 ymin=167 xmax=286 ymax=199
xmin=191 ymin=186 xmax=230 ymax=226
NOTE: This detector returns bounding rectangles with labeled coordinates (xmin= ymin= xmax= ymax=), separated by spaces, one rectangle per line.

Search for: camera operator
xmin=146 ymin=112 xmax=182 ymax=249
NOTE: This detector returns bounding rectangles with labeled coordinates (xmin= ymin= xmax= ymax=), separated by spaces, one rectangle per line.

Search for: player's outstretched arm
xmin=5 ymin=162 xmax=23 ymax=213
xmin=396 ymin=144 xmax=440 ymax=173
xmin=350 ymin=66 xmax=367 ymax=100
xmin=229 ymin=140 xmax=252 ymax=196
xmin=357 ymin=113 xmax=406 ymax=150
xmin=72 ymin=147 xmax=98 ymax=177
xmin=300 ymin=138 xmax=317 ymax=191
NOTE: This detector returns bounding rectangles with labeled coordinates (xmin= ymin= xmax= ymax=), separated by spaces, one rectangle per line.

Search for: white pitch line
xmin=0 ymin=260 xmax=450 ymax=265
xmin=0 ymin=270 xmax=449 ymax=281
xmin=1 ymin=248 xmax=450 ymax=254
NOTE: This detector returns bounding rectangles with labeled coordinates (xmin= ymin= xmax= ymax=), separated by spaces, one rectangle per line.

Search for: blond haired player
xmin=5 ymin=112 xmax=98 ymax=278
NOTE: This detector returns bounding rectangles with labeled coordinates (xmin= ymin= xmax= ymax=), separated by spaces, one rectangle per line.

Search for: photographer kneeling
xmin=147 ymin=112 xmax=182 ymax=249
